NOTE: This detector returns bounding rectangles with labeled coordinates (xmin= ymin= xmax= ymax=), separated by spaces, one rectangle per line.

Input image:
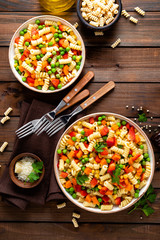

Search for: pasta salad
xmin=13 ymin=19 xmax=83 ymax=91
xmin=57 ymin=115 xmax=151 ymax=211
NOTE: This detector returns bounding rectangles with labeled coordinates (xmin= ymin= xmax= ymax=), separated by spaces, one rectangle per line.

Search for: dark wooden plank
xmin=1 ymin=47 xmax=160 ymax=83
xmin=0 ymin=0 xmax=160 ymax=12
xmin=1 ymin=12 xmax=160 ymax=46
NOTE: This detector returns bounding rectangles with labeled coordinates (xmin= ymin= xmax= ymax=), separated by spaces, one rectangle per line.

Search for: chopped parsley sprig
xmin=76 ymin=172 xmax=89 ymax=185
xmin=95 ymin=143 xmax=107 ymax=153
xmin=28 ymin=161 xmax=43 ymax=183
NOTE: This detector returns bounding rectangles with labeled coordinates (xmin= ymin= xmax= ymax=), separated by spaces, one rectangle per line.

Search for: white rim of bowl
xmin=9 ymin=15 xmax=86 ymax=94
xmin=54 ymin=112 xmax=155 ymax=214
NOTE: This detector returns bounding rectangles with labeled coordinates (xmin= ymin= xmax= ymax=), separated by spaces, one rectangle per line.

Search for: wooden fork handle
xmin=80 ymin=81 xmax=115 ymax=110
xmin=57 ymin=89 xmax=90 ymax=115
xmin=63 ymin=71 xmax=94 ymax=103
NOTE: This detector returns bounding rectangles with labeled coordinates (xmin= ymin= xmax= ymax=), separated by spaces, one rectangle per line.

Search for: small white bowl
xmin=54 ymin=112 xmax=155 ymax=214
xmin=9 ymin=15 xmax=86 ymax=94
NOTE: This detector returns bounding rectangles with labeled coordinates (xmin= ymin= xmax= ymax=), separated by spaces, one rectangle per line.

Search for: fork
xmin=46 ymin=81 xmax=115 ymax=137
xmin=16 ymin=89 xmax=90 ymax=139
xmin=16 ymin=71 xmax=94 ymax=138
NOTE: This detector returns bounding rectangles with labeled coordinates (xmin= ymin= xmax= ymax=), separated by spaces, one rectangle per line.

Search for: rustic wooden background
xmin=0 ymin=0 xmax=160 ymax=239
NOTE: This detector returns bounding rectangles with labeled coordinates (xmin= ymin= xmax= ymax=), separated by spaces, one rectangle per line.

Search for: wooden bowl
xmin=9 ymin=153 xmax=45 ymax=188
xmin=77 ymin=0 xmax=122 ymax=31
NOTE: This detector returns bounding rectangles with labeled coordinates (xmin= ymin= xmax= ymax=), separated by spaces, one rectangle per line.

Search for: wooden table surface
xmin=0 ymin=0 xmax=160 ymax=239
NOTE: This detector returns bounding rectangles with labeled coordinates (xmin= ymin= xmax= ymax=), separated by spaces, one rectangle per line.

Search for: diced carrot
xmin=15 ymin=37 xmax=20 ymax=44
xmin=102 ymin=120 xmax=107 ymax=125
xmin=84 ymin=167 xmax=92 ymax=175
xmin=135 ymin=135 xmax=141 ymax=144
xmin=38 ymin=80 xmax=44 ymax=85
xmin=128 ymin=166 xmax=134 ymax=172
xmin=76 ymin=150 xmax=83 ymax=159
xmin=24 ymin=33 xmax=30 ymax=41
xmin=34 ymin=79 xmax=39 ymax=87
xmin=63 ymin=65 xmax=69 ymax=75
xmin=60 ymin=172 xmax=68 ymax=178
xmin=137 ymin=165 xmax=143 ymax=176
xmin=141 ymin=173 xmax=145 ymax=182
xmin=85 ymin=194 xmax=92 ymax=203
xmin=28 ymin=83 xmax=34 ymax=87
xmin=125 ymin=184 xmax=133 ymax=191
xmin=112 ymin=153 xmax=121 ymax=162
xmin=129 ymin=158 xmax=134 ymax=165
xmin=67 ymin=139 xmax=75 ymax=146
xmin=42 ymin=36 xmax=47 ymax=41
xmin=61 ymin=155 xmax=68 ymax=161
xmin=50 ymin=26 xmax=56 ymax=34
xmin=18 ymin=65 xmax=25 ymax=72
xmin=42 ymin=60 xmax=48 ymax=69
xmin=74 ymin=159 xmax=80 ymax=164
xmin=72 ymin=178 xmax=77 ymax=185
xmin=51 ymin=78 xmax=60 ymax=88
xmin=67 ymin=150 xmax=75 ymax=159
xmin=41 ymin=48 xmax=47 ymax=54
xmin=105 ymin=190 xmax=113 ymax=195
xmin=95 ymin=155 xmax=101 ymax=163
xmin=111 ymin=124 xmax=119 ymax=131
xmin=92 ymin=196 xmax=99 ymax=205
xmin=101 ymin=158 xmax=107 ymax=165
xmin=32 ymin=59 xmax=37 ymax=67
xmin=65 ymin=180 xmax=72 ymax=189
xmin=31 ymin=73 xmax=36 ymax=79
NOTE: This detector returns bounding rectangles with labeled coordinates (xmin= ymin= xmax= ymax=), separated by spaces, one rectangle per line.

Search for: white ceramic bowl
xmin=9 ymin=15 xmax=86 ymax=93
xmin=54 ymin=112 xmax=155 ymax=214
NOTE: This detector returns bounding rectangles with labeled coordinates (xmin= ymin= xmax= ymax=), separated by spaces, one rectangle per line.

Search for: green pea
xmin=95 ymin=187 xmax=99 ymax=192
xmin=23 ymin=28 xmax=27 ymax=33
xmin=60 ymin=51 xmax=65 ymax=55
xmin=51 ymin=68 xmax=56 ymax=73
xmin=22 ymin=77 xmax=26 ymax=82
xmin=135 ymin=189 xmax=140 ymax=193
xmin=35 ymin=19 xmax=40 ymax=25
xmin=16 ymin=66 xmax=19 ymax=71
xmin=40 ymin=53 xmax=44 ymax=58
xmin=38 ymin=25 xmax=43 ymax=30
xmin=107 ymin=159 xmax=111 ymax=163
xmin=81 ymin=186 xmax=85 ymax=190
xmin=36 ymin=55 xmax=40 ymax=60
xmin=37 ymin=85 xmax=42 ymax=90
xmin=97 ymin=121 xmax=102 ymax=125
xmin=59 ymin=34 xmax=63 ymax=38
xmin=63 ymin=169 xmax=67 ymax=172
xmin=69 ymin=187 xmax=74 ymax=193
xmin=56 ymin=74 xmax=60 ymax=79
xmin=98 ymin=117 xmax=102 ymax=121
xmin=29 ymin=63 xmax=32 ymax=67
xmin=81 ymin=166 xmax=86 ymax=171
xmin=82 ymin=159 xmax=86 ymax=164
xmin=49 ymin=86 xmax=55 ymax=90
xmin=81 ymin=130 xmax=85 ymax=135
xmin=48 ymin=58 xmax=52 ymax=63
xmin=56 ymin=55 xmax=61 ymax=60
xmin=19 ymin=49 xmax=24 ymax=53
xmin=63 ymin=149 xmax=67 ymax=154
xmin=142 ymin=168 xmax=145 ymax=172
xmin=146 ymin=157 xmax=150 ymax=162
xmin=137 ymin=179 xmax=140 ymax=183
xmin=76 ymin=65 xmax=80 ymax=70
xmin=18 ymin=70 xmax=22 ymax=75
xmin=119 ymin=164 xmax=124 ymax=169
xmin=118 ymin=145 xmax=123 ymax=149
xmin=81 ymin=139 xmax=85 ymax=142
xmin=48 ymin=70 xmax=52 ymax=75
xmin=102 ymin=115 xmax=106 ymax=119
xmin=84 ymin=157 xmax=89 ymax=162
xmin=39 ymin=44 xmax=43 ymax=49
xmin=55 ymin=62 xmax=60 ymax=67
xmin=53 ymin=25 xmax=57 ymax=29
xmin=87 ymin=189 xmax=91 ymax=193
xmin=25 ymin=41 xmax=29 ymax=46
xmin=79 ymin=55 xmax=82 ymax=61
xmin=144 ymin=153 xmax=149 ymax=158
xmin=54 ymin=33 xmax=59 ymax=38
xmin=59 ymin=47 xmax=64 ymax=52
xmin=121 ymin=120 xmax=126 ymax=125
xmin=58 ymin=84 xmax=62 ymax=89
xmin=140 ymin=145 xmax=144 ymax=149
xmin=98 ymin=198 xmax=102 ymax=203
xmin=57 ymin=149 xmax=62 ymax=154
xmin=103 ymin=136 xmax=107 ymax=141
xmin=58 ymin=30 xmax=62 ymax=34
xmin=128 ymin=154 xmax=132 ymax=158
xmin=66 ymin=159 xmax=70 ymax=164
xmin=20 ymin=30 xmax=24 ymax=36
xmin=48 ymin=41 xmax=53 ymax=46
xmin=55 ymin=38 xmax=59 ymax=42
xmin=14 ymin=59 xmax=19 ymax=64
xmin=66 ymin=47 xmax=70 ymax=52
xmin=142 ymin=161 xmax=146 ymax=166
xmin=59 ymin=64 xmax=64 ymax=69
xmin=72 ymin=193 xmax=77 ymax=199
xmin=77 ymin=61 xmax=81 ymax=66
xmin=52 ymin=51 xmax=57 ymax=55
xmin=113 ymin=190 xmax=117 ymax=195
xmin=56 ymin=26 xmax=59 ymax=30
xmin=51 ymin=63 xmax=55 ymax=68
xmin=66 ymin=188 xmax=70 ymax=192
xmin=72 ymin=55 xmax=76 ymax=60
xmin=134 ymin=193 xmax=139 ymax=198
xmin=84 ymin=137 xmax=88 ymax=141
xmin=72 ymin=137 xmax=76 ymax=142
xmin=117 ymin=122 xmax=121 ymax=127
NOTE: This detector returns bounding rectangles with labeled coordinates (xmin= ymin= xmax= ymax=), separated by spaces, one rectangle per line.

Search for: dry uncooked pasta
xmin=72 ymin=218 xmax=79 ymax=228
xmin=121 ymin=9 xmax=130 ymax=18
xmin=111 ymin=38 xmax=121 ymax=48
xmin=135 ymin=7 xmax=145 ymax=16
xmin=72 ymin=212 xmax=80 ymax=219
xmin=129 ymin=16 xmax=138 ymax=24
xmin=1 ymin=116 xmax=10 ymax=124
xmin=57 ymin=202 xmax=66 ymax=209
xmin=94 ymin=31 xmax=104 ymax=36
xmin=0 ymin=142 xmax=8 ymax=152
xmin=4 ymin=107 xmax=13 ymax=116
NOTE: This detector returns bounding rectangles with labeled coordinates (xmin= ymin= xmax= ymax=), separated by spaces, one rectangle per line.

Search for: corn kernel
xmin=135 ymin=174 xmax=140 ymax=179
xmin=75 ymin=144 xmax=79 ymax=149
xmin=14 ymin=63 xmax=18 ymax=67
xmin=98 ymin=185 xmax=102 ymax=189
xmin=76 ymin=56 xmax=80 ymax=62
xmin=100 ymin=181 xmax=103 ymax=185
xmin=72 ymin=35 xmax=77 ymax=40
xmin=120 ymin=175 xmax=123 ymax=179
xmin=132 ymin=152 xmax=136 ymax=157
xmin=70 ymin=31 xmax=74 ymax=36
xmin=31 ymin=56 xmax=36 ymax=61
xmin=94 ymin=161 xmax=97 ymax=164
xmin=68 ymin=169 xmax=71 ymax=173
xmin=19 ymin=60 xmax=22 ymax=65
xmin=77 ymin=121 xmax=82 ymax=126
xmin=60 ymin=77 xmax=64 ymax=81
xmin=32 ymin=35 xmax=37 ymax=40
xmin=135 ymin=184 xmax=140 ymax=188
xmin=116 ymin=130 xmax=120 ymax=135
xmin=107 ymin=122 xmax=110 ymax=125
xmin=24 ymin=72 xmax=29 ymax=77
xmin=95 ymin=170 xmax=99 ymax=173
xmin=83 ymin=155 xmax=88 ymax=158
xmin=123 ymin=174 xmax=128 ymax=179
xmin=95 ymin=174 xmax=99 ymax=179
xmin=57 ymin=21 xmax=61 ymax=25
xmin=77 ymin=40 xmax=81 ymax=46
xmin=26 ymin=59 xmax=31 ymax=64
xmin=138 ymin=142 xmax=142 ymax=146
xmin=89 ymin=153 xmax=93 ymax=157
xmin=92 ymin=170 xmax=95 ymax=174
xmin=113 ymin=194 xmax=117 ymax=199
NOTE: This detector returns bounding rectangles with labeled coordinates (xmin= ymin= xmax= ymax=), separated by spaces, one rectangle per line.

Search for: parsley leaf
xmin=95 ymin=143 xmax=107 ymax=153
xmin=76 ymin=172 xmax=89 ymax=185
xmin=112 ymin=165 xmax=121 ymax=184
xmin=28 ymin=172 xmax=40 ymax=183
xmin=142 ymin=204 xmax=154 ymax=217
xmin=28 ymin=161 xmax=43 ymax=183
xmin=138 ymin=113 xmax=147 ymax=122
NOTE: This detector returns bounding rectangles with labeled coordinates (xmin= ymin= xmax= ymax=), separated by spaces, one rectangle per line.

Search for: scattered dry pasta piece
xmin=0 ymin=142 xmax=8 ymax=152
xmin=72 ymin=218 xmax=79 ymax=228
xmin=73 ymin=22 xmax=79 ymax=28
xmin=57 ymin=202 xmax=66 ymax=209
xmin=4 ymin=107 xmax=13 ymax=116
xmin=121 ymin=9 xmax=130 ymax=18
xmin=129 ymin=16 xmax=138 ymax=24
xmin=72 ymin=212 xmax=81 ymax=219
xmin=111 ymin=38 xmax=121 ymax=48
xmin=135 ymin=7 xmax=145 ymax=16
xmin=1 ymin=116 xmax=10 ymax=124
xmin=94 ymin=31 xmax=104 ymax=36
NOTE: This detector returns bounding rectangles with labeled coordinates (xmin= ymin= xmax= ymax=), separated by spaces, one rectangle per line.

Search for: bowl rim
xmin=77 ymin=0 xmax=122 ymax=31
xmin=9 ymin=152 xmax=45 ymax=188
xmin=9 ymin=15 xmax=86 ymax=94
xmin=54 ymin=112 xmax=155 ymax=214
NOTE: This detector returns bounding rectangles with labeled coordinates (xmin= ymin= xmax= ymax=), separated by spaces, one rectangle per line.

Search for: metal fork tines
xmin=46 ymin=106 xmax=83 ymax=137
xmin=16 ymin=119 xmax=38 ymax=139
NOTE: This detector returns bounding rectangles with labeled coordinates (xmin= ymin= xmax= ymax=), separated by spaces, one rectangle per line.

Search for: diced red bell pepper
xmin=99 ymin=187 xmax=108 ymax=195
xmin=27 ymin=77 xmax=35 ymax=84
xmin=80 ymin=190 xmax=88 ymax=197
xmin=89 ymin=117 xmax=95 ymax=124
xmin=128 ymin=126 xmax=135 ymax=141
xmin=100 ymin=126 xmax=109 ymax=136
xmin=84 ymin=142 xmax=89 ymax=148
xmin=106 ymin=137 xmax=115 ymax=147
xmin=107 ymin=163 xmax=116 ymax=172
xmin=63 ymin=53 xmax=68 ymax=59
xmin=95 ymin=156 xmax=101 ymax=163
xmin=115 ymin=197 xmax=121 ymax=205
xmin=59 ymin=38 xmax=65 ymax=47
xmin=101 ymin=149 xmax=108 ymax=156
xmin=23 ymin=49 xmax=30 ymax=57
xmin=102 ymin=195 xmax=109 ymax=203
xmin=69 ymin=131 xmax=76 ymax=137
xmin=20 ymin=55 xmax=26 ymax=61
xmin=51 ymin=79 xmax=60 ymax=88
xmin=126 ymin=123 xmax=130 ymax=129
xmin=75 ymin=185 xmax=81 ymax=192
xmin=90 ymin=178 xmax=98 ymax=188
xmin=129 ymin=149 xmax=133 ymax=155
xmin=59 ymin=25 xmax=65 ymax=31
xmin=74 ymin=150 xmax=79 ymax=156
xmin=60 ymin=172 xmax=68 ymax=178
xmin=84 ymin=128 xmax=94 ymax=136
xmin=15 ymin=37 xmax=20 ymax=44
xmin=72 ymin=50 xmax=77 ymax=55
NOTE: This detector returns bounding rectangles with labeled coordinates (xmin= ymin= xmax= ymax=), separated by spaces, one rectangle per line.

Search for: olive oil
xmin=39 ymin=0 xmax=76 ymax=13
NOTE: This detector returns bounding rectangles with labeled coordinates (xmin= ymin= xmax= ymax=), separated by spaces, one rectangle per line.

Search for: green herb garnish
xmin=95 ymin=143 xmax=107 ymax=153
xmin=28 ymin=161 xmax=43 ymax=183
xmin=128 ymin=185 xmax=156 ymax=216
xmin=76 ymin=172 xmax=89 ymax=185
xmin=138 ymin=113 xmax=147 ymax=122
xmin=111 ymin=165 xmax=121 ymax=184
